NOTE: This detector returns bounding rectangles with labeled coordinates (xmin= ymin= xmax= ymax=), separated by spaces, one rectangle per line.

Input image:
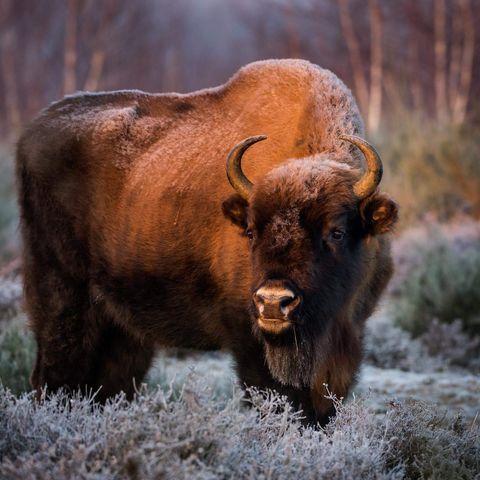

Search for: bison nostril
xmin=279 ymin=294 xmax=300 ymax=314
xmin=253 ymin=286 xmax=300 ymax=318
xmin=280 ymin=296 xmax=295 ymax=309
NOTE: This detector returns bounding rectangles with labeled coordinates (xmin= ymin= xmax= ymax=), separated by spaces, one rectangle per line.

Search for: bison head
xmin=222 ymin=135 xmax=398 ymax=388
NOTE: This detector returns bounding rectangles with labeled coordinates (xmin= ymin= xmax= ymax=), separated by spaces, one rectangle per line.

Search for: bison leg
xmin=31 ymin=310 xmax=154 ymax=401
xmin=309 ymin=355 xmax=362 ymax=427
xmin=88 ymin=324 xmax=155 ymax=402
xmin=25 ymin=261 xmax=101 ymax=397
xmin=29 ymin=306 xmax=100 ymax=397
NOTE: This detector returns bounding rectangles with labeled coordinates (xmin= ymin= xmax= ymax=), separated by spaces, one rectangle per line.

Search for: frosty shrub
xmin=0 ymin=274 xmax=23 ymax=321
xmin=146 ymin=349 xmax=235 ymax=401
xmin=363 ymin=311 xmax=443 ymax=373
xmin=0 ymin=144 xmax=18 ymax=263
xmin=0 ymin=376 xmax=479 ymax=480
xmin=364 ymin=310 xmax=480 ymax=374
xmin=420 ymin=319 xmax=480 ymax=371
xmin=391 ymin=220 xmax=480 ymax=342
xmin=0 ymin=320 xmax=36 ymax=395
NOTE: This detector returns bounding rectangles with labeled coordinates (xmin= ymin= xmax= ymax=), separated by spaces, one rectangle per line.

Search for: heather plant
xmin=0 ymin=274 xmax=23 ymax=320
xmin=391 ymin=223 xmax=480 ymax=343
xmin=0 ymin=144 xmax=18 ymax=263
xmin=0 ymin=320 xmax=36 ymax=396
xmin=146 ymin=350 xmax=235 ymax=401
xmin=0 ymin=377 xmax=478 ymax=479
xmin=363 ymin=311 xmax=443 ymax=373
xmin=420 ymin=319 xmax=480 ymax=371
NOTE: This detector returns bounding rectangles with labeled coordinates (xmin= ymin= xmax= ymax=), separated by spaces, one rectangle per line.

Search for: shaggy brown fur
xmin=17 ymin=59 xmax=397 ymax=425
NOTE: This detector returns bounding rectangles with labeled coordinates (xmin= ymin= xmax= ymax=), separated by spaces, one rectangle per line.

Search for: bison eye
xmin=330 ymin=230 xmax=345 ymax=241
xmin=246 ymin=229 xmax=254 ymax=240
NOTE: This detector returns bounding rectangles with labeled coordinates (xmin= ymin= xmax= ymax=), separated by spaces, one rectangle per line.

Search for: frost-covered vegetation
xmin=1 ymin=377 xmax=479 ymax=480
xmin=388 ymin=219 xmax=480 ymax=371
xmin=0 ymin=145 xmax=18 ymax=264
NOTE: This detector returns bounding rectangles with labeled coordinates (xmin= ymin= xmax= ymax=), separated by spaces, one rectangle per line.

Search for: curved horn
xmin=339 ymin=134 xmax=383 ymax=199
xmin=226 ymin=135 xmax=267 ymax=200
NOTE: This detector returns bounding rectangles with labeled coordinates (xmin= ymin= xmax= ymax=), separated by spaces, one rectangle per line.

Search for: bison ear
xmin=222 ymin=194 xmax=249 ymax=229
xmin=360 ymin=192 xmax=398 ymax=235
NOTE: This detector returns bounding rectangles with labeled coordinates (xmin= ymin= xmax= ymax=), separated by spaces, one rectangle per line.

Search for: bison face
xmin=222 ymin=136 xmax=398 ymax=388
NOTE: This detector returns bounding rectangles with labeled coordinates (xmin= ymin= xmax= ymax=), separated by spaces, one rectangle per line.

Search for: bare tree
xmin=368 ymin=0 xmax=383 ymax=133
xmin=63 ymin=0 xmax=81 ymax=95
xmin=450 ymin=0 xmax=475 ymax=124
xmin=405 ymin=0 xmax=424 ymax=114
xmin=434 ymin=0 xmax=448 ymax=122
xmin=337 ymin=0 xmax=369 ymax=117
xmin=337 ymin=0 xmax=383 ymax=133
xmin=83 ymin=0 xmax=117 ymax=91
xmin=283 ymin=0 xmax=301 ymax=57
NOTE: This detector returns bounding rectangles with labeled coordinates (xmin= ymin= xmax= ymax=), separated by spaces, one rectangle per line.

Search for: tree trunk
xmin=368 ymin=0 xmax=383 ymax=133
xmin=452 ymin=0 xmax=475 ymax=124
xmin=63 ymin=0 xmax=79 ymax=95
xmin=337 ymin=0 xmax=369 ymax=117
xmin=434 ymin=0 xmax=448 ymax=122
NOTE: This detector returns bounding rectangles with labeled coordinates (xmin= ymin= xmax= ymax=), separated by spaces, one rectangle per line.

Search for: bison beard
xmin=261 ymin=325 xmax=318 ymax=388
xmin=254 ymin=315 xmax=324 ymax=389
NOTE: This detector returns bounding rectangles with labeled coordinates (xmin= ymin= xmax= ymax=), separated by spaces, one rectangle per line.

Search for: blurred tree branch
xmin=337 ymin=0 xmax=383 ymax=134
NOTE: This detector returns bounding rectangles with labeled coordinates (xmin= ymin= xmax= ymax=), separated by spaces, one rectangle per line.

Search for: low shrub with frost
xmin=363 ymin=312 xmax=443 ymax=373
xmin=0 ymin=274 xmax=22 ymax=322
xmin=0 ymin=144 xmax=18 ymax=263
xmin=1 ymin=376 xmax=478 ymax=480
xmin=388 ymin=219 xmax=480 ymax=371
xmin=0 ymin=319 xmax=36 ymax=395
xmin=420 ymin=319 xmax=480 ymax=371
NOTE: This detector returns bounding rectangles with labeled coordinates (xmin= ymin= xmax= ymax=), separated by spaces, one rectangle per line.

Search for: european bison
xmin=17 ymin=59 xmax=398 ymax=425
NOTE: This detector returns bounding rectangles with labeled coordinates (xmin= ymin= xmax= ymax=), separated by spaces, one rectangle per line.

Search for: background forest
xmin=0 ymin=1 xmax=479 ymax=478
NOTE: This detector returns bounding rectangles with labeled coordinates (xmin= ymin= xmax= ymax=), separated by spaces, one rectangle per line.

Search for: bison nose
xmin=253 ymin=285 xmax=301 ymax=319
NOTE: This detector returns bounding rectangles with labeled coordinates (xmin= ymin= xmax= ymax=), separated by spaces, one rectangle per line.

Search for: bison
xmin=17 ymin=59 xmax=398 ymax=425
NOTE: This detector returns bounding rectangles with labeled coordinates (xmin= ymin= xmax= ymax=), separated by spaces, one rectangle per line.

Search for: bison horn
xmin=226 ymin=135 xmax=267 ymax=200
xmin=339 ymin=134 xmax=383 ymax=199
